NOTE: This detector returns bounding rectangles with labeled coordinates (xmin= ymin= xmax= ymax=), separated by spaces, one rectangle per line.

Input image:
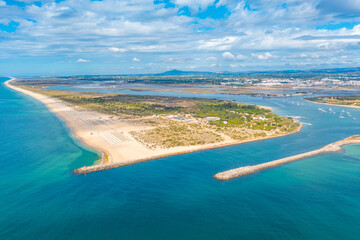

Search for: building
xmin=205 ymin=116 xmax=221 ymax=121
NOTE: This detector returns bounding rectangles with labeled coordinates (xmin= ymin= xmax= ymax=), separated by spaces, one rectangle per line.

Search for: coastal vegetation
xmin=306 ymin=96 xmax=360 ymax=107
xmin=14 ymin=79 xmax=300 ymax=149
xmin=131 ymin=121 xmax=224 ymax=148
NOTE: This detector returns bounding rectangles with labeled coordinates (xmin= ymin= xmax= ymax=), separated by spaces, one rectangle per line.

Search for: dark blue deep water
xmin=2 ymin=77 xmax=360 ymax=239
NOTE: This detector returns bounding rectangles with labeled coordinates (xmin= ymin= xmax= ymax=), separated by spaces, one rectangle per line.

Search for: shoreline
xmin=5 ymin=78 xmax=109 ymax=162
xmin=73 ymin=126 xmax=302 ymax=174
xmin=214 ymin=135 xmax=360 ymax=180
xmin=5 ymin=78 xmax=302 ymax=174
xmin=305 ymin=98 xmax=360 ymax=109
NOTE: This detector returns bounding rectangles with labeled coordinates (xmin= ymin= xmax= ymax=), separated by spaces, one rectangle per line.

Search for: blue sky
xmin=0 ymin=0 xmax=360 ymax=76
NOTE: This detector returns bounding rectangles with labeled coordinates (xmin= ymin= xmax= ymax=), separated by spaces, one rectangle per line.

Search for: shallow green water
xmin=2 ymin=77 xmax=360 ymax=239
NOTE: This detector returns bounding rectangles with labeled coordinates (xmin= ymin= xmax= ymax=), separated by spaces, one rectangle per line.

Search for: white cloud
xmin=0 ymin=1 xmax=6 ymax=7
xmin=236 ymin=54 xmax=247 ymax=60
xmin=129 ymin=45 xmax=166 ymax=52
xmin=76 ymin=58 xmax=90 ymax=63
xmin=187 ymin=65 xmax=198 ymax=69
xmin=252 ymin=52 xmax=272 ymax=60
xmin=0 ymin=18 xmax=9 ymax=24
xmin=132 ymin=57 xmax=140 ymax=62
xmin=198 ymin=37 xmax=238 ymax=51
xmin=216 ymin=0 xmax=232 ymax=7
xmin=206 ymin=57 xmax=217 ymax=61
xmin=109 ymin=47 xmax=127 ymax=53
xmin=311 ymin=53 xmax=320 ymax=58
xmin=1 ymin=0 xmax=360 ymax=74
xmin=164 ymin=57 xmax=180 ymax=63
xmin=317 ymin=0 xmax=360 ymax=14
xmin=222 ymin=52 xmax=235 ymax=61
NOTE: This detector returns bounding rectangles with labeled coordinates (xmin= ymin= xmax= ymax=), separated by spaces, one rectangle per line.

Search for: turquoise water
xmin=2 ymin=77 xmax=360 ymax=239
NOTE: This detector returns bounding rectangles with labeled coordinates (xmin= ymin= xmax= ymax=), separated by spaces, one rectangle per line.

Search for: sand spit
xmin=72 ymin=132 xmax=299 ymax=174
xmin=306 ymin=99 xmax=360 ymax=110
xmin=5 ymin=78 xmax=301 ymax=175
xmin=214 ymin=135 xmax=360 ymax=181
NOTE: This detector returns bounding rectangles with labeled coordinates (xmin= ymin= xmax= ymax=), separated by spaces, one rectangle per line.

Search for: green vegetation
xmin=131 ymin=122 xmax=224 ymax=149
xmin=307 ymin=96 xmax=360 ymax=107
xmin=17 ymin=85 xmax=183 ymax=117
xmin=21 ymin=85 xmax=297 ymax=131
xmin=16 ymin=80 xmax=300 ymax=149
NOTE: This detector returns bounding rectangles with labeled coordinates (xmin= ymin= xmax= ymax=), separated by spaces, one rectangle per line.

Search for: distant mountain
xmin=62 ymin=66 xmax=360 ymax=79
xmin=155 ymin=67 xmax=360 ymax=76
xmin=307 ymin=67 xmax=360 ymax=73
xmin=156 ymin=69 xmax=213 ymax=76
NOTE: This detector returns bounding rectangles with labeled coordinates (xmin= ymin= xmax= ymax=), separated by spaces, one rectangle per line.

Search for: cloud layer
xmin=0 ymin=0 xmax=359 ymax=75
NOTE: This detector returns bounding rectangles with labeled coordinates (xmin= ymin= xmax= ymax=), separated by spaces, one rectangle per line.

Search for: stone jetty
xmin=74 ymin=155 xmax=168 ymax=174
xmin=214 ymin=135 xmax=360 ymax=181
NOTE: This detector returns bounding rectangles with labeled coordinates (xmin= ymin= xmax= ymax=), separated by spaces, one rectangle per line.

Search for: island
xmin=306 ymin=96 xmax=360 ymax=108
xmin=6 ymin=78 xmax=301 ymax=174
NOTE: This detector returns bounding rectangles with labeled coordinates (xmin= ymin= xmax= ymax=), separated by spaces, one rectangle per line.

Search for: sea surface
xmin=2 ymin=77 xmax=360 ymax=239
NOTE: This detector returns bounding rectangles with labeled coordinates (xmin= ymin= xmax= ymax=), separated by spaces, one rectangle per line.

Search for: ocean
xmin=1 ymin=77 xmax=360 ymax=239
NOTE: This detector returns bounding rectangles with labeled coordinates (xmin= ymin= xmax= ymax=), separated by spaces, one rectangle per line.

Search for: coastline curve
xmin=5 ymin=78 xmax=302 ymax=175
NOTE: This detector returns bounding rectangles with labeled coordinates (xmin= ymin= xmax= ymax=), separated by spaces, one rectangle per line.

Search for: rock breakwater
xmin=214 ymin=135 xmax=360 ymax=181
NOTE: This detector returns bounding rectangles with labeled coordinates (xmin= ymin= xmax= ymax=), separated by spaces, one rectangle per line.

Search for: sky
xmin=0 ymin=0 xmax=360 ymax=76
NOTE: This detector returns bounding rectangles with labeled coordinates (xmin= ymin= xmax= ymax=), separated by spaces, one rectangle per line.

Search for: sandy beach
xmin=306 ymin=98 xmax=360 ymax=109
xmin=5 ymin=78 xmax=302 ymax=174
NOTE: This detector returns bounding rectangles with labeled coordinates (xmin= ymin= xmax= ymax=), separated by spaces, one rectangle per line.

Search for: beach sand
xmin=5 ymin=78 xmax=302 ymax=174
xmin=306 ymin=98 xmax=360 ymax=109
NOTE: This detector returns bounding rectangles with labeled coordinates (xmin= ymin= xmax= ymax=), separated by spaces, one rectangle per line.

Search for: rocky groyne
xmin=74 ymin=155 xmax=165 ymax=174
xmin=214 ymin=135 xmax=360 ymax=181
